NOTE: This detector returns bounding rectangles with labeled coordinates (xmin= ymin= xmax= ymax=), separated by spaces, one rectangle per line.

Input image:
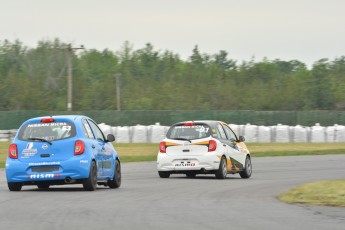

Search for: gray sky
xmin=1 ymin=0 xmax=345 ymax=66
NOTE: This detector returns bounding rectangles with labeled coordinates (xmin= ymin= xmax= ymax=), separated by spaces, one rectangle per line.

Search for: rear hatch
xmin=165 ymin=122 xmax=212 ymax=157
xmin=16 ymin=119 xmax=77 ymax=164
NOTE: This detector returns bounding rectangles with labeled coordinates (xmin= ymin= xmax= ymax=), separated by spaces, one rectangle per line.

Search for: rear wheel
xmin=108 ymin=160 xmax=121 ymax=189
xmin=158 ymin=171 xmax=170 ymax=178
xmin=8 ymin=182 xmax=22 ymax=191
xmin=83 ymin=161 xmax=97 ymax=191
xmin=215 ymin=156 xmax=227 ymax=179
xmin=239 ymin=156 xmax=252 ymax=179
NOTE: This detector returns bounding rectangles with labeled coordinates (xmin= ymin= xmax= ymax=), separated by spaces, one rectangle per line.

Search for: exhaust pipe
xmin=64 ymin=177 xmax=74 ymax=183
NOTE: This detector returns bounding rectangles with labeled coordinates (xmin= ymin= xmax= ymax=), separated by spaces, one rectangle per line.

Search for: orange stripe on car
xmin=192 ymin=141 xmax=209 ymax=145
xmin=165 ymin=142 xmax=180 ymax=147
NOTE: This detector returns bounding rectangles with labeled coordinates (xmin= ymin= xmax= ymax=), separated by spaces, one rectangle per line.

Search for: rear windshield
xmin=167 ymin=124 xmax=211 ymax=140
xmin=18 ymin=122 xmax=76 ymax=141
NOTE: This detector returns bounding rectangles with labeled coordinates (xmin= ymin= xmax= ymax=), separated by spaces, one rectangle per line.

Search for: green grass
xmin=1 ymin=142 xmax=345 ymax=168
xmin=279 ymin=179 xmax=345 ymax=207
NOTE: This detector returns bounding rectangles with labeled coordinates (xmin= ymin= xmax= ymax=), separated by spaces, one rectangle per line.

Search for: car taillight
xmin=41 ymin=117 xmax=55 ymax=123
xmin=9 ymin=144 xmax=18 ymax=159
xmin=184 ymin=121 xmax=195 ymax=126
xmin=159 ymin=142 xmax=166 ymax=153
xmin=74 ymin=140 xmax=85 ymax=155
xmin=208 ymin=140 xmax=217 ymax=152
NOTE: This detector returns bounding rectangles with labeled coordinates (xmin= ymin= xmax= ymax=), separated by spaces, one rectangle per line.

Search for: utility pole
xmin=115 ymin=73 xmax=121 ymax=111
xmin=66 ymin=44 xmax=84 ymax=111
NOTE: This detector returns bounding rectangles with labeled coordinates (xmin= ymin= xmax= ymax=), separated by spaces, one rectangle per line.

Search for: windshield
xmin=167 ymin=124 xmax=211 ymax=140
xmin=18 ymin=122 xmax=76 ymax=141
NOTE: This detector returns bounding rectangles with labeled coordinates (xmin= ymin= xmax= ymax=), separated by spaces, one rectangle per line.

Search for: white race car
xmin=157 ymin=120 xmax=252 ymax=179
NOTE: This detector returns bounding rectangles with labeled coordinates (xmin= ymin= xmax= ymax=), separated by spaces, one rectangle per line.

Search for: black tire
xmin=239 ymin=156 xmax=252 ymax=179
xmin=186 ymin=172 xmax=196 ymax=178
xmin=108 ymin=160 xmax=121 ymax=189
xmin=83 ymin=161 xmax=97 ymax=191
xmin=215 ymin=156 xmax=227 ymax=179
xmin=37 ymin=184 xmax=50 ymax=189
xmin=158 ymin=171 xmax=170 ymax=178
xmin=8 ymin=182 xmax=22 ymax=191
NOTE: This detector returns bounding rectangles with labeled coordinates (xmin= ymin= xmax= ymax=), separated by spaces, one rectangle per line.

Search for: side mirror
xmin=106 ymin=134 xmax=115 ymax=142
xmin=238 ymin=136 xmax=245 ymax=142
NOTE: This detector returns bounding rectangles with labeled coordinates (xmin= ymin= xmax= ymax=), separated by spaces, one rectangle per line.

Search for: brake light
xmin=184 ymin=121 xmax=195 ymax=126
xmin=9 ymin=144 xmax=18 ymax=159
xmin=208 ymin=140 xmax=217 ymax=152
xmin=41 ymin=117 xmax=55 ymax=123
xmin=74 ymin=140 xmax=85 ymax=155
xmin=159 ymin=142 xmax=166 ymax=153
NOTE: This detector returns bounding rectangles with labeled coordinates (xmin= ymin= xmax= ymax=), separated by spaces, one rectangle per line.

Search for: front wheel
xmin=158 ymin=171 xmax=170 ymax=178
xmin=108 ymin=160 xmax=121 ymax=189
xmin=83 ymin=161 xmax=97 ymax=191
xmin=215 ymin=156 xmax=227 ymax=179
xmin=239 ymin=156 xmax=252 ymax=179
xmin=8 ymin=182 xmax=22 ymax=191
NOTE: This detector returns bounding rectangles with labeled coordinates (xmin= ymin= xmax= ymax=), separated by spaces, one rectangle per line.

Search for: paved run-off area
xmin=0 ymin=155 xmax=344 ymax=230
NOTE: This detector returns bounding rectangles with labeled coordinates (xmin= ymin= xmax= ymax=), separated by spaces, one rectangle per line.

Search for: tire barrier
xmin=0 ymin=123 xmax=344 ymax=143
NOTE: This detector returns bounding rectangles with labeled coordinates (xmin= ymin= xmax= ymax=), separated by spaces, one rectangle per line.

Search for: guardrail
xmin=1 ymin=123 xmax=344 ymax=143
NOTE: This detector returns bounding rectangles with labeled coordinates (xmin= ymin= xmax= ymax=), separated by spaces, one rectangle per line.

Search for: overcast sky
xmin=1 ymin=0 xmax=345 ymax=67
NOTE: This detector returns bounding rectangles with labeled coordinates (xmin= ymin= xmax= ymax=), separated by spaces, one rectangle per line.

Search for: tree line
xmin=1 ymin=39 xmax=344 ymax=111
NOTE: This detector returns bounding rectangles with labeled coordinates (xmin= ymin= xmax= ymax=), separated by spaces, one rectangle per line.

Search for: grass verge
xmin=279 ymin=179 xmax=345 ymax=207
xmin=1 ymin=142 xmax=345 ymax=168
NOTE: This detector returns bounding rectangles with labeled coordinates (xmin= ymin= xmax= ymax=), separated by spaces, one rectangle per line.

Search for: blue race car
xmin=6 ymin=115 xmax=121 ymax=191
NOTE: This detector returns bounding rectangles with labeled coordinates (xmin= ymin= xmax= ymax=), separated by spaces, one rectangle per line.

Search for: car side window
xmin=216 ymin=124 xmax=227 ymax=140
xmin=222 ymin=124 xmax=237 ymax=141
xmin=87 ymin=120 xmax=105 ymax=142
xmin=82 ymin=119 xmax=95 ymax=139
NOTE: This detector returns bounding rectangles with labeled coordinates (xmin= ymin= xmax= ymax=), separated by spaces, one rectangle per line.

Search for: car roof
xmin=22 ymin=115 xmax=92 ymax=124
xmin=172 ymin=120 xmax=227 ymax=127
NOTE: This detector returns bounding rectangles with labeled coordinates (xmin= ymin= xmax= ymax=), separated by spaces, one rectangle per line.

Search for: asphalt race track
xmin=0 ymin=155 xmax=344 ymax=230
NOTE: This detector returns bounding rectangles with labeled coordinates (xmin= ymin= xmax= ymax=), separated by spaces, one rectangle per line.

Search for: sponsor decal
xmin=195 ymin=126 xmax=209 ymax=133
xmin=80 ymin=160 xmax=88 ymax=164
xmin=27 ymin=142 xmax=34 ymax=149
xmin=175 ymin=162 xmax=196 ymax=167
xmin=28 ymin=173 xmax=61 ymax=179
xmin=22 ymin=142 xmax=38 ymax=158
xmin=28 ymin=162 xmax=60 ymax=166
xmin=28 ymin=122 xmax=68 ymax=128
xmin=62 ymin=125 xmax=71 ymax=131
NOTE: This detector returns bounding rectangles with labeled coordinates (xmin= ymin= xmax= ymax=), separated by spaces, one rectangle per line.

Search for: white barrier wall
xmin=274 ymin=124 xmax=290 ymax=143
xmin=131 ymin=125 xmax=148 ymax=143
xmin=1 ymin=123 xmax=345 ymax=143
xmin=257 ymin=126 xmax=271 ymax=142
xmin=310 ymin=123 xmax=326 ymax=143
xmin=149 ymin=124 xmax=169 ymax=143
xmin=243 ymin=124 xmax=258 ymax=142
xmin=115 ymin=126 xmax=131 ymax=143
xmin=292 ymin=125 xmax=309 ymax=142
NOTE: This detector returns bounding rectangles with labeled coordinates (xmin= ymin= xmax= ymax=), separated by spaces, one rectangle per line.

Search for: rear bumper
xmin=5 ymin=156 xmax=92 ymax=183
xmin=157 ymin=152 xmax=221 ymax=172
